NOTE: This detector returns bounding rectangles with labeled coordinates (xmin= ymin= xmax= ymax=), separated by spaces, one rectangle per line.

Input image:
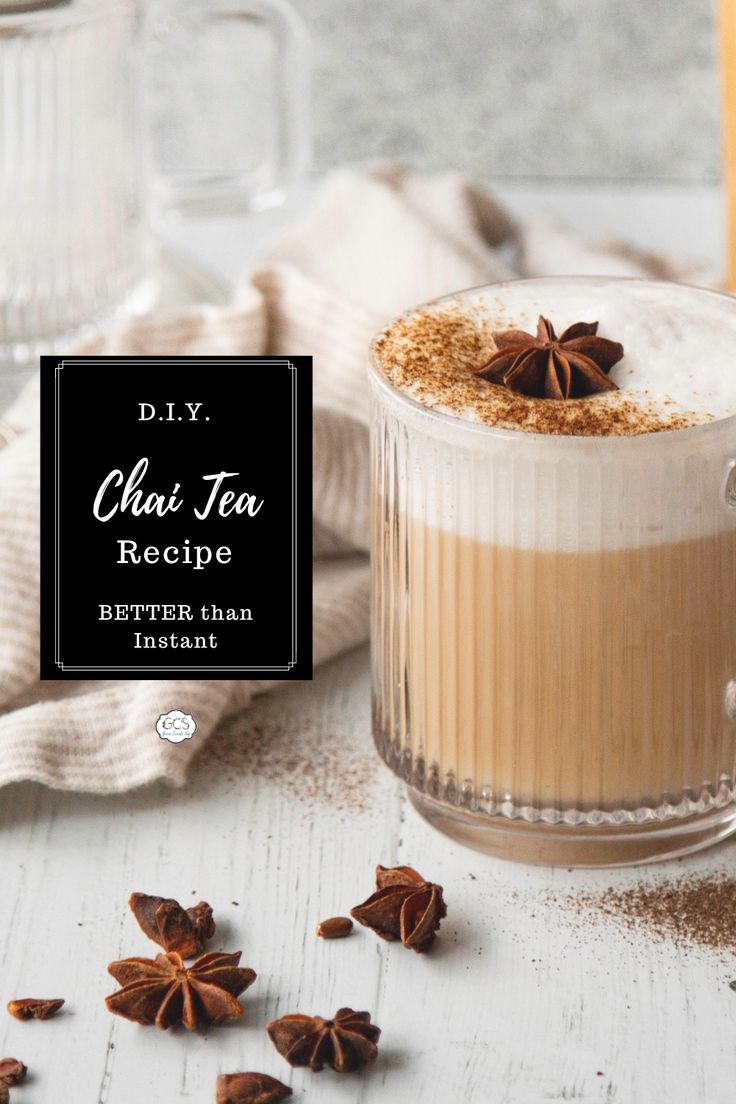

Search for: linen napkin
xmin=0 ymin=164 xmax=714 ymax=793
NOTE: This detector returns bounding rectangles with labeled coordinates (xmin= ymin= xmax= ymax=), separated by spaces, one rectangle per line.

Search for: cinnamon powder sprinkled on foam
xmin=373 ymin=302 xmax=706 ymax=437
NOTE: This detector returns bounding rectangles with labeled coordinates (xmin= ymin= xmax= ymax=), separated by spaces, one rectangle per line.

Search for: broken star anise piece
xmin=476 ymin=316 xmax=623 ymax=400
xmin=129 ymin=892 xmax=215 ymax=958
xmin=216 ymin=1072 xmax=292 ymax=1104
xmin=105 ymin=950 xmax=255 ymax=1031
xmin=0 ymin=1059 xmax=27 ymax=1086
xmin=7 ymin=998 xmax=64 ymax=1021
xmin=267 ymin=1007 xmax=381 ymax=1073
xmin=350 ymin=865 xmax=447 ymax=953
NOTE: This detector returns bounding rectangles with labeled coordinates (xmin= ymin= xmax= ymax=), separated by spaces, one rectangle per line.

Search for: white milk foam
xmin=374 ymin=279 xmax=736 ymax=551
xmin=474 ymin=278 xmax=736 ymax=423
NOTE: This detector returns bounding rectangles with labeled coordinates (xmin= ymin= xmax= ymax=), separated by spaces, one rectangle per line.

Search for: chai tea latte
xmin=369 ymin=277 xmax=736 ymax=866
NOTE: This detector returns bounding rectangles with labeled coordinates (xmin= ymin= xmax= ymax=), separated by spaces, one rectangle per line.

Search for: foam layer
xmin=371 ymin=279 xmax=736 ymax=550
xmin=373 ymin=277 xmax=736 ymax=436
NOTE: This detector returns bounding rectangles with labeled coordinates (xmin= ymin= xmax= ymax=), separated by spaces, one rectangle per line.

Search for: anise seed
xmin=316 ymin=917 xmax=353 ymax=939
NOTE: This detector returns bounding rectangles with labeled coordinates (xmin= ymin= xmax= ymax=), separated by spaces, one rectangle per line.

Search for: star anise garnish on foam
xmin=350 ymin=865 xmax=447 ymax=953
xmin=129 ymin=892 xmax=215 ymax=958
xmin=476 ymin=316 xmax=624 ymax=399
xmin=267 ymin=1007 xmax=381 ymax=1073
xmin=105 ymin=950 xmax=256 ymax=1031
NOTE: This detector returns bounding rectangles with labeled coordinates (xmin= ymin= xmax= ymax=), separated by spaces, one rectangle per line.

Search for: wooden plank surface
xmin=1 ymin=645 xmax=735 ymax=1104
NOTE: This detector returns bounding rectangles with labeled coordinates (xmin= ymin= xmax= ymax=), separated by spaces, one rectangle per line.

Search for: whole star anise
xmin=350 ymin=865 xmax=447 ymax=953
xmin=129 ymin=892 xmax=215 ymax=958
xmin=105 ymin=950 xmax=255 ymax=1031
xmin=267 ymin=1007 xmax=381 ymax=1073
xmin=476 ymin=316 xmax=623 ymax=399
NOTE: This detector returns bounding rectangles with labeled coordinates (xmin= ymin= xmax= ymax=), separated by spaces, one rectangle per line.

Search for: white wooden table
xmin=1 ymin=183 xmax=734 ymax=1104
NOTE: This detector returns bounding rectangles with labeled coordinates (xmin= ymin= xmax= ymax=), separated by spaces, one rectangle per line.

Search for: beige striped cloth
xmin=0 ymin=165 xmax=711 ymax=792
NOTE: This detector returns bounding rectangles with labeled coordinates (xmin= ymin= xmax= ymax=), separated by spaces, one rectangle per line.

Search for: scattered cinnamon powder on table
xmin=194 ymin=720 xmax=379 ymax=816
xmin=571 ymin=874 xmax=736 ymax=954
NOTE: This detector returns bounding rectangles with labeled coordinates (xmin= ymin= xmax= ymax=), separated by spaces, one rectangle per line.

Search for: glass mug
xmin=369 ymin=277 xmax=736 ymax=867
xmin=0 ymin=0 xmax=309 ymax=366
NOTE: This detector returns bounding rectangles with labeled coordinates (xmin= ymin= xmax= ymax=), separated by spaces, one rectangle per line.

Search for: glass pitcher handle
xmin=143 ymin=0 xmax=310 ymax=217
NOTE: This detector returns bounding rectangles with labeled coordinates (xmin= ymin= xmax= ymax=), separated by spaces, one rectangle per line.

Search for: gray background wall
xmin=290 ymin=0 xmax=720 ymax=183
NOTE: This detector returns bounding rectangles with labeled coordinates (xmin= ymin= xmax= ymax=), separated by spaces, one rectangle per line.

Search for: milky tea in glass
xmin=369 ymin=277 xmax=736 ymax=866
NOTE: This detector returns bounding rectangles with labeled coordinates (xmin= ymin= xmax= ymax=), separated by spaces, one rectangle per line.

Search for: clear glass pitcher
xmin=0 ymin=0 xmax=310 ymax=366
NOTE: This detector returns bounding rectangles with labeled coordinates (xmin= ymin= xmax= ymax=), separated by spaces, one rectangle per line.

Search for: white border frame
xmin=53 ymin=358 xmax=300 ymax=673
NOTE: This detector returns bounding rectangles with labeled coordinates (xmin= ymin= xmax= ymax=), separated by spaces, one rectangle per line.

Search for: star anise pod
xmin=216 ymin=1072 xmax=292 ymax=1103
xmin=267 ymin=1007 xmax=381 ymax=1073
xmin=476 ymin=316 xmax=623 ymax=399
xmin=350 ymin=865 xmax=447 ymax=953
xmin=129 ymin=892 xmax=215 ymax=958
xmin=105 ymin=950 xmax=255 ymax=1031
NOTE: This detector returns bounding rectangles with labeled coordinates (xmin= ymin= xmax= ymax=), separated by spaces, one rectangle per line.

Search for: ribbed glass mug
xmin=369 ymin=277 xmax=736 ymax=866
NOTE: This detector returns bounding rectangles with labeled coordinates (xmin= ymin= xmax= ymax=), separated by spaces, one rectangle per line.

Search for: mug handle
xmin=143 ymin=0 xmax=311 ymax=217
xmin=727 ymin=459 xmax=736 ymax=509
